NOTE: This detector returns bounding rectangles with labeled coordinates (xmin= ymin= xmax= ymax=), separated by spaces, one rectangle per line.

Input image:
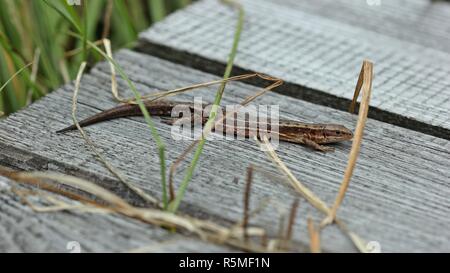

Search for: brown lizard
xmin=56 ymin=100 xmax=353 ymax=152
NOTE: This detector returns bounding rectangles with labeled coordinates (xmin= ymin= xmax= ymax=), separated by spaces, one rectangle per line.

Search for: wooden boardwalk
xmin=139 ymin=0 xmax=450 ymax=139
xmin=1 ymin=0 xmax=449 ymax=252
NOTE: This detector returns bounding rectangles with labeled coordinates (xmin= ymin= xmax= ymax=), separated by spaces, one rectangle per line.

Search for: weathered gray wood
xmin=0 ymin=176 xmax=233 ymax=253
xmin=1 ymin=50 xmax=449 ymax=252
xmin=264 ymin=0 xmax=450 ymax=54
xmin=138 ymin=0 xmax=450 ymax=140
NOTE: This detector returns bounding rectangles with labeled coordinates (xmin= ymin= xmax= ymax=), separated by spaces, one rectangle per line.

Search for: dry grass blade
xmin=307 ymin=218 xmax=321 ymax=253
xmin=276 ymin=209 xmax=286 ymax=251
xmin=283 ymin=198 xmax=299 ymax=249
xmin=1 ymin=168 xmax=198 ymax=233
xmin=14 ymin=171 xmax=132 ymax=209
xmin=141 ymin=73 xmax=273 ymax=102
xmin=243 ymin=165 xmax=254 ymax=241
xmin=1 ymin=167 xmax=275 ymax=252
xmin=322 ymin=60 xmax=373 ymax=226
xmin=0 ymin=62 xmax=33 ymax=96
xmin=145 ymin=73 xmax=282 ymax=103
xmin=104 ymin=39 xmax=122 ymax=102
xmin=64 ymin=40 xmax=104 ymax=58
xmin=26 ymin=48 xmax=41 ymax=104
xmin=102 ymin=72 xmax=281 ymax=105
xmin=348 ymin=63 xmax=365 ymax=114
xmin=257 ymin=136 xmax=330 ymax=214
xmin=71 ymin=62 xmax=159 ymax=206
xmin=255 ymin=136 xmax=367 ymax=252
xmin=59 ymin=59 xmax=71 ymax=84
xmin=11 ymin=187 xmax=109 ymax=214
xmin=334 ymin=219 xmax=369 ymax=253
xmin=102 ymin=0 xmax=114 ymax=39
xmin=0 ymin=167 xmax=102 ymax=206
xmin=7 ymin=170 xmax=202 ymax=232
xmin=228 ymin=195 xmax=271 ymax=248
xmin=168 ymin=140 xmax=198 ymax=202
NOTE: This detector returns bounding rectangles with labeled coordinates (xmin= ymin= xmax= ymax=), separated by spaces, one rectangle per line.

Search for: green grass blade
xmin=68 ymin=32 xmax=168 ymax=209
xmin=0 ymin=49 xmax=30 ymax=112
xmin=61 ymin=0 xmax=83 ymax=27
xmin=0 ymin=32 xmax=45 ymax=99
xmin=85 ymin=0 xmax=106 ymax=40
xmin=0 ymin=0 xmax=22 ymax=51
xmin=42 ymin=0 xmax=82 ymax=33
xmin=82 ymin=0 xmax=88 ymax=61
xmin=169 ymin=1 xmax=244 ymax=213
xmin=30 ymin=0 xmax=63 ymax=89
xmin=112 ymin=0 xmax=137 ymax=45
xmin=175 ymin=0 xmax=190 ymax=9
xmin=0 ymin=61 xmax=33 ymax=97
xmin=57 ymin=0 xmax=87 ymax=65
xmin=129 ymin=0 xmax=150 ymax=31
xmin=85 ymin=0 xmax=107 ymax=62
xmin=148 ymin=0 xmax=167 ymax=22
xmin=0 ymin=95 xmax=3 ymax=115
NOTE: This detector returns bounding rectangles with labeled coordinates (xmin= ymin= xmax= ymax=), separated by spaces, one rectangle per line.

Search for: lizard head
xmin=323 ymin=124 xmax=353 ymax=143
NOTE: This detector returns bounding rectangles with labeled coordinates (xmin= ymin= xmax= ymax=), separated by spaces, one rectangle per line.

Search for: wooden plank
xmin=0 ymin=176 xmax=234 ymax=253
xmin=262 ymin=0 xmax=450 ymax=54
xmin=138 ymin=0 xmax=450 ymax=140
xmin=1 ymin=50 xmax=449 ymax=252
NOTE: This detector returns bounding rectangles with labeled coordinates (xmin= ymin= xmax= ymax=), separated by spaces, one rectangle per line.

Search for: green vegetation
xmin=0 ymin=0 xmax=191 ymax=115
xmin=169 ymin=1 xmax=244 ymax=213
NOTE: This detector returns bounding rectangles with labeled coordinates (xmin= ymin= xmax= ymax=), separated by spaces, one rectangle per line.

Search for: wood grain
xmin=1 ymin=50 xmax=449 ymax=252
xmin=268 ymin=0 xmax=450 ymax=54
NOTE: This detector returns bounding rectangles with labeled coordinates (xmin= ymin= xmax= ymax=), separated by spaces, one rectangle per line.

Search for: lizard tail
xmin=56 ymin=124 xmax=78 ymax=134
xmin=56 ymin=103 xmax=141 ymax=133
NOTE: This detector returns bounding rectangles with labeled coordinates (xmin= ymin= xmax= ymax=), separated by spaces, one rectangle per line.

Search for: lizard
xmin=56 ymin=100 xmax=353 ymax=152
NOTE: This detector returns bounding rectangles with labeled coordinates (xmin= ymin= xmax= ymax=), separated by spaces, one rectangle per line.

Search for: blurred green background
xmin=0 ymin=0 xmax=191 ymax=116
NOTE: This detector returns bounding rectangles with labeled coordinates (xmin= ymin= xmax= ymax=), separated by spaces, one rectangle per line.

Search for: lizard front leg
xmin=281 ymin=135 xmax=334 ymax=152
xmin=302 ymin=138 xmax=335 ymax=152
